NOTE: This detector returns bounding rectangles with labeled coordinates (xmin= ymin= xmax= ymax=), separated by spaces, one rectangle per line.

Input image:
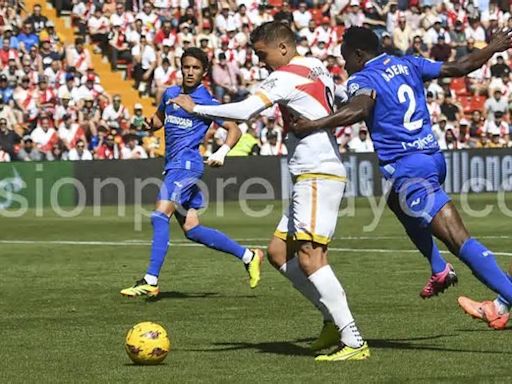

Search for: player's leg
xmin=267 ymin=233 xmax=337 ymax=351
xmin=458 ymin=262 xmax=512 ymax=329
xmin=387 ymin=189 xmax=456 ymax=299
xmin=121 ymin=169 xmax=197 ymax=297
xmin=291 ymin=176 xmax=368 ymax=361
xmin=293 ymin=238 xmax=369 ymax=361
xmin=431 ymin=204 xmax=512 ymax=328
xmin=176 ymin=207 xmax=264 ymax=288
xmin=431 ymin=203 xmax=512 ymax=301
xmin=120 ymin=199 xmax=175 ymax=297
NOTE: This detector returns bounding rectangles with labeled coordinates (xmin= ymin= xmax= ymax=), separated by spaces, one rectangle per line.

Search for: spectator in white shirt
xmin=293 ymin=2 xmax=312 ymax=32
xmin=68 ymin=139 xmax=93 ymax=160
xmin=121 ymin=134 xmax=148 ymax=159
xmin=483 ymin=111 xmax=509 ymax=141
xmin=132 ymin=34 xmax=156 ymax=94
xmin=348 ymin=126 xmax=374 ymax=152
xmin=102 ymin=94 xmax=130 ymax=130
xmin=484 ymin=88 xmax=508 ymax=121
xmin=432 ymin=115 xmax=455 ymax=148
xmin=215 ymin=4 xmax=237 ymax=34
xmin=0 ymin=144 xmax=11 ymax=162
xmin=425 ymin=19 xmax=451 ymax=47
xmin=58 ymin=73 xmax=81 ymax=103
xmin=88 ymin=8 xmax=110 ymax=54
xmin=260 ymin=131 xmax=287 ymax=156
xmin=426 ymin=91 xmax=441 ymax=124
xmin=154 ymin=58 xmax=178 ymax=103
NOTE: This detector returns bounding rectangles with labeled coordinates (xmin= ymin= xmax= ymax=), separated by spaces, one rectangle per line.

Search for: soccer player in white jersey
xmin=172 ymin=21 xmax=368 ymax=362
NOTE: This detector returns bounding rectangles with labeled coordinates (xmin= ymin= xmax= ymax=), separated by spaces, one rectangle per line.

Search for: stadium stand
xmin=0 ymin=0 xmax=511 ymax=163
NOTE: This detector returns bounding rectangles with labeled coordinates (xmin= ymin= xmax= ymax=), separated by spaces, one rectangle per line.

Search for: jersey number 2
xmin=397 ymin=84 xmax=423 ymax=131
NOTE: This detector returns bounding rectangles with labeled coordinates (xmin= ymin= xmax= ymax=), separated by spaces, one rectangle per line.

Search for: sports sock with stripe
xmin=279 ymin=257 xmax=332 ymax=321
xmin=459 ymin=238 xmax=512 ymax=304
xmin=308 ymin=265 xmax=364 ymax=348
xmin=495 ymin=274 xmax=512 ymax=315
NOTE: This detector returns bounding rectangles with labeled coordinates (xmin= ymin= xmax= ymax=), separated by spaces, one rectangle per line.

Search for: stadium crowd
xmin=0 ymin=0 xmax=512 ymax=163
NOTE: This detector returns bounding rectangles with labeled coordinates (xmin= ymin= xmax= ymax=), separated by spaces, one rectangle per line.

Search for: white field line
xmin=1 ymin=240 xmax=512 ymax=256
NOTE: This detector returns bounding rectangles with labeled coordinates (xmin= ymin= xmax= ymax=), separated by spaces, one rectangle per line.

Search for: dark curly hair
xmin=342 ymin=27 xmax=380 ymax=55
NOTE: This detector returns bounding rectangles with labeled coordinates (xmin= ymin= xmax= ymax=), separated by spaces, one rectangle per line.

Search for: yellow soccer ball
xmin=125 ymin=322 xmax=171 ymax=365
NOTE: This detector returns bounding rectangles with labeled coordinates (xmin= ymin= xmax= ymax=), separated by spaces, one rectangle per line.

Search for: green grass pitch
xmin=1 ymin=194 xmax=512 ymax=383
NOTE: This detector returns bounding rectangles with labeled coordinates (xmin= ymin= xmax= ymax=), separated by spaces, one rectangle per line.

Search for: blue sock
xmin=146 ymin=211 xmax=170 ymax=277
xmin=185 ymin=225 xmax=246 ymax=260
xmin=459 ymin=238 xmax=512 ymax=303
xmin=496 ymin=274 xmax=512 ymax=309
xmin=406 ymin=227 xmax=447 ymax=274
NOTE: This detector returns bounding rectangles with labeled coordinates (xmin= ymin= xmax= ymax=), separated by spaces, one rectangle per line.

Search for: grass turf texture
xmin=1 ymin=194 xmax=512 ymax=383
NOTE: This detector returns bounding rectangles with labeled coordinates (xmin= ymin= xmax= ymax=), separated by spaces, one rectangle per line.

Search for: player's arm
xmin=291 ymin=95 xmax=375 ymax=137
xmin=439 ymin=28 xmax=512 ymax=78
xmin=142 ymin=108 xmax=165 ymax=131
xmin=171 ymin=93 xmax=271 ymax=122
xmin=171 ymin=72 xmax=286 ymax=121
xmin=206 ymin=121 xmax=241 ymax=167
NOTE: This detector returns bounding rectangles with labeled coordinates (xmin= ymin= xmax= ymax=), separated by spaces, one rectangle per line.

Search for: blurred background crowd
xmin=0 ymin=0 xmax=511 ymax=162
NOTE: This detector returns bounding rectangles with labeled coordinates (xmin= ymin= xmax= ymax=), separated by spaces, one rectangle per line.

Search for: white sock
xmin=308 ymin=265 xmax=363 ymax=348
xmin=279 ymin=257 xmax=333 ymax=321
xmin=144 ymin=274 xmax=158 ymax=285
xmin=494 ymin=298 xmax=511 ymax=315
xmin=242 ymin=249 xmax=254 ymax=264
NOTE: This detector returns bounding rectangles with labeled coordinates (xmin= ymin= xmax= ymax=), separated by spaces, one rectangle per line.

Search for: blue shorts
xmin=157 ymin=169 xmax=204 ymax=210
xmin=380 ymin=152 xmax=451 ymax=227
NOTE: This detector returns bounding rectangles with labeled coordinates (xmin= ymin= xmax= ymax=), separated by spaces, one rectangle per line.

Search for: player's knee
xmin=151 ymin=211 xmax=170 ymax=227
xmin=297 ymin=242 xmax=327 ymax=275
xmin=184 ymin=225 xmax=200 ymax=241
xmin=181 ymin=221 xmax=197 ymax=233
xmin=267 ymin=240 xmax=285 ymax=269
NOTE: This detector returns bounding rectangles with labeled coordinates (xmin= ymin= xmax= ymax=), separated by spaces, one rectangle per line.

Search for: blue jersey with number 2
xmin=347 ymin=54 xmax=443 ymax=165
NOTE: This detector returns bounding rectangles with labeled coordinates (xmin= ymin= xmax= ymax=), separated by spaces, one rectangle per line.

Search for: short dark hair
xmin=181 ymin=47 xmax=209 ymax=71
xmin=342 ymin=27 xmax=379 ymax=55
xmin=250 ymin=21 xmax=296 ymax=46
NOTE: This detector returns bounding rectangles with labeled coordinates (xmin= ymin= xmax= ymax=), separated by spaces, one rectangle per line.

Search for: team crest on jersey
xmin=349 ymin=82 xmax=360 ymax=95
xmin=260 ymin=78 xmax=278 ymax=92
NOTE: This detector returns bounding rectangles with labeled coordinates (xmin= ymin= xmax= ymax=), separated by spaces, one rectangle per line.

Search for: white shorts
xmin=274 ymin=174 xmax=346 ymax=245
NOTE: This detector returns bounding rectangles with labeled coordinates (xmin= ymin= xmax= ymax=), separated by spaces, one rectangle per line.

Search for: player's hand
xmin=141 ymin=117 xmax=153 ymax=131
xmin=170 ymin=94 xmax=196 ymax=113
xmin=488 ymin=28 xmax=512 ymax=53
xmin=289 ymin=116 xmax=318 ymax=138
xmin=205 ymin=144 xmax=230 ymax=167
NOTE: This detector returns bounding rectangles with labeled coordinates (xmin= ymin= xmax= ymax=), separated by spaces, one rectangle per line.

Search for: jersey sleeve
xmin=203 ymin=96 xmax=225 ymax=127
xmin=346 ymin=73 xmax=377 ymax=100
xmin=403 ymin=55 xmax=443 ymax=81
xmin=254 ymin=70 xmax=293 ymax=105
xmin=158 ymin=89 xmax=169 ymax=113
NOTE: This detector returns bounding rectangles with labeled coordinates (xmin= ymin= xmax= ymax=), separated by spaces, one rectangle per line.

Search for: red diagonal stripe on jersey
xmin=277 ymin=63 xmax=312 ymax=79
xmin=296 ymin=81 xmax=331 ymax=113
xmin=278 ymin=63 xmax=331 ymax=113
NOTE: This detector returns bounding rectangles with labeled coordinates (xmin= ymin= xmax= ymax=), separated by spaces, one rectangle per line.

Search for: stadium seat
xmin=458 ymin=96 xmax=473 ymax=114
xmin=470 ymin=95 xmax=486 ymax=112
xmin=451 ymin=78 xmax=468 ymax=97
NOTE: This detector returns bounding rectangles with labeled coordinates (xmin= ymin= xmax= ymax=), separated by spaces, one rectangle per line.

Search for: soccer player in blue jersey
xmin=293 ymin=27 xmax=512 ymax=329
xmin=121 ymin=48 xmax=263 ymax=297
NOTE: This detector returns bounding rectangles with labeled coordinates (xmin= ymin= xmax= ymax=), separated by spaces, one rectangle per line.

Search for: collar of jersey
xmin=180 ymin=83 xmax=203 ymax=94
xmin=364 ymin=53 xmax=387 ymax=67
